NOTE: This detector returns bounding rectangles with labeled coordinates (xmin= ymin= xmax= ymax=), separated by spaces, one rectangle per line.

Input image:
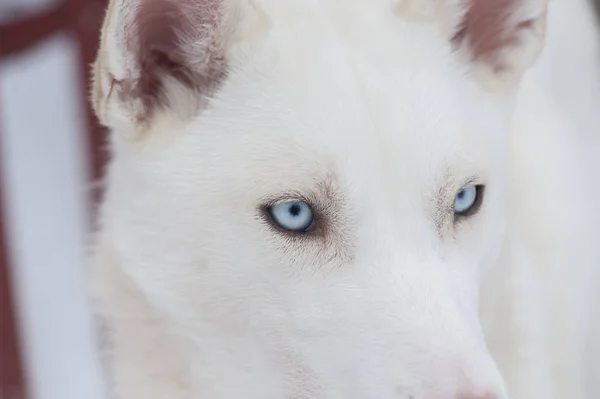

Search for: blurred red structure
xmin=0 ymin=1 xmax=109 ymax=398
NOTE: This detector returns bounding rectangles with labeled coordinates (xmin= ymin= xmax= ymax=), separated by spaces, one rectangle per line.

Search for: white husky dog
xmin=89 ymin=0 xmax=600 ymax=398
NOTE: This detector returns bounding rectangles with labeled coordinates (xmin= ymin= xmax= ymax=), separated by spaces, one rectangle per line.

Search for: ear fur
xmin=452 ymin=0 xmax=548 ymax=88
xmin=394 ymin=0 xmax=547 ymax=89
xmin=92 ymin=0 xmax=233 ymax=137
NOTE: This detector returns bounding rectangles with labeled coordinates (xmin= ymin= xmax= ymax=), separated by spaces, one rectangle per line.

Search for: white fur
xmin=89 ymin=0 xmax=600 ymax=398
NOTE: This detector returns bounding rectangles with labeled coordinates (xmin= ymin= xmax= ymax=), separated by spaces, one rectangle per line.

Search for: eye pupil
xmin=289 ymin=204 xmax=301 ymax=216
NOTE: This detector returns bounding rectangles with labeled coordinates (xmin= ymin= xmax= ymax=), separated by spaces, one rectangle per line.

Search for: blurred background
xmin=1 ymin=1 xmax=108 ymax=399
xmin=0 ymin=2 xmax=599 ymax=399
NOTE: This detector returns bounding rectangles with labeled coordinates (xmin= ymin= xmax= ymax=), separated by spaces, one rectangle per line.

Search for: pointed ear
xmin=452 ymin=0 xmax=547 ymax=89
xmin=92 ymin=0 xmax=233 ymax=137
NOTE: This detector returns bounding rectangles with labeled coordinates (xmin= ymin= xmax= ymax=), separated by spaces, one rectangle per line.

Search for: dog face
xmin=93 ymin=1 xmax=547 ymax=398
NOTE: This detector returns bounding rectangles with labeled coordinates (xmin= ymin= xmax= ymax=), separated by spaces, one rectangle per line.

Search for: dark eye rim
xmin=454 ymin=184 xmax=485 ymax=219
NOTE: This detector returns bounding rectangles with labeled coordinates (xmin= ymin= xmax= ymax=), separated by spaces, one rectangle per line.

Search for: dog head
xmin=93 ymin=1 xmax=547 ymax=398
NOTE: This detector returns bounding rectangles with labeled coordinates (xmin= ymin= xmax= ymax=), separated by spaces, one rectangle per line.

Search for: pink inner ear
xmin=115 ymin=0 xmax=226 ymax=123
xmin=452 ymin=0 xmax=534 ymax=71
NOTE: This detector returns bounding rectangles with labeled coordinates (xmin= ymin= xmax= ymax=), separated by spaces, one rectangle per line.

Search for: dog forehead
xmin=177 ymin=4 xmax=505 ymax=190
xmin=216 ymin=30 xmax=478 ymax=165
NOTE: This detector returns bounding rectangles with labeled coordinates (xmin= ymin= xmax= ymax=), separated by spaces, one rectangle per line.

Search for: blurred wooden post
xmin=0 ymin=0 xmax=109 ymax=192
xmin=0 ymin=121 xmax=28 ymax=399
xmin=0 ymin=1 xmax=109 ymax=398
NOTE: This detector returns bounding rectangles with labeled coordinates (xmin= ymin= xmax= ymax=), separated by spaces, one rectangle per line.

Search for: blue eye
xmin=454 ymin=185 xmax=482 ymax=216
xmin=268 ymin=201 xmax=314 ymax=232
